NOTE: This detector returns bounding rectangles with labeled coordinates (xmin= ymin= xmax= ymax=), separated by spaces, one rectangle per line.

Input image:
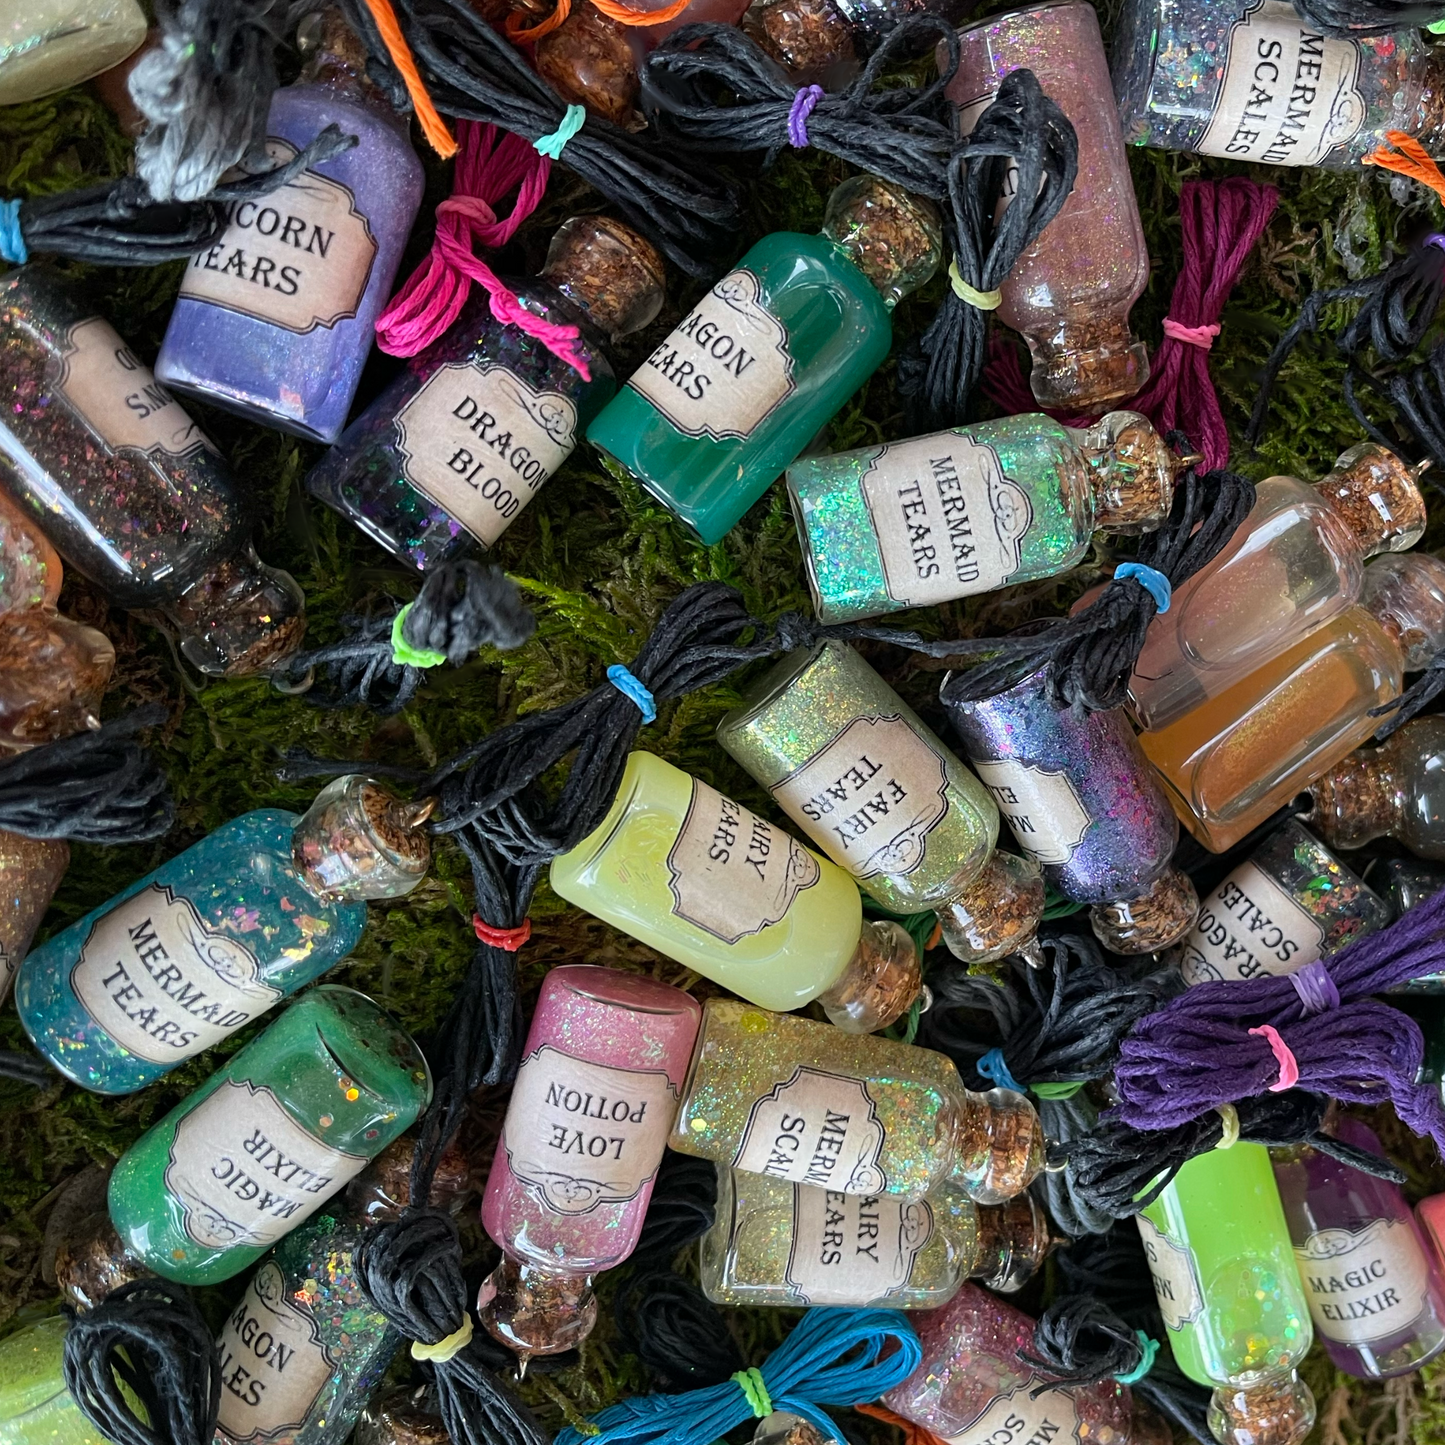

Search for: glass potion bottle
xmin=1138 ymin=1143 xmax=1314 ymax=1445
xmin=699 ymin=1171 xmax=1051 ymax=1307
xmin=718 ymin=640 xmax=1045 ymax=965
xmin=0 ymin=267 xmax=305 ymax=677
xmin=1128 ymin=443 xmax=1428 ymax=732
xmin=943 ymin=662 xmax=1199 ymax=953
xmin=477 ymin=965 xmax=701 ymax=1358
xmin=549 ymin=751 xmax=922 ymax=1032
xmin=0 ymin=1315 xmax=109 ymax=1445
xmin=1369 ymin=854 xmax=1445 ymax=916
xmin=587 ymin=174 xmax=943 ymax=545
xmin=670 ymin=998 xmax=1045 ymax=1204
xmin=1175 ymin=818 xmax=1390 ymax=986
xmin=16 ymin=775 xmax=432 ymax=1095
xmin=307 ymin=216 xmax=664 ymax=572
xmin=0 ymin=489 xmax=61 ymax=613
xmin=108 ymin=985 xmax=432 ymax=1286
xmin=0 ymin=0 xmax=146 ymax=105
xmin=154 ymin=8 xmax=425 ymax=444
xmin=1140 ymin=552 xmax=1445 ymax=854
xmin=945 ymin=2 xmax=1150 ymax=413
xmin=1111 ymin=0 xmax=1445 ymax=169
xmin=1273 ymin=1117 xmax=1445 ymax=1379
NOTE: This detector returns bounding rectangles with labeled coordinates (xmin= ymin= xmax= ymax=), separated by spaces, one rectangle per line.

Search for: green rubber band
xmin=1428 ymin=16 xmax=1445 ymax=31
xmin=1114 ymin=1332 xmax=1159 ymax=1386
xmin=1030 ymin=1080 xmax=1086 ymax=1100
xmin=534 ymin=104 xmax=586 ymax=159
xmin=391 ymin=603 xmax=448 ymax=670
xmin=732 ymin=1367 xmax=773 ymax=1419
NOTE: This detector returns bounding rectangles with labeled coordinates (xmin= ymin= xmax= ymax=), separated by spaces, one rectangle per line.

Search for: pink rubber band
xmin=1162 ymin=318 xmax=1221 ymax=350
xmin=1248 ymin=1025 xmax=1300 ymax=1092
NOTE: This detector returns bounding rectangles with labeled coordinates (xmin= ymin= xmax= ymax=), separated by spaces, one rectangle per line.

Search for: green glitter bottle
xmin=717 ymin=640 xmax=1045 ymax=963
xmin=0 ymin=1316 xmax=107 ymax=1445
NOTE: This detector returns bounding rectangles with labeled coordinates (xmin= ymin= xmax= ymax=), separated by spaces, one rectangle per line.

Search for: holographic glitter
xmin=0 ymin=487 xmax=60 ymax=611
xmin=0 ymin=1314 xmax=108 ymax=1445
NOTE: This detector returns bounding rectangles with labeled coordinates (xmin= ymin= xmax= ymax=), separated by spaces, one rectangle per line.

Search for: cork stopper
xmin=476 ymin=1255 xmax=597 ymax=1358
xmin=356 ymin=1388 xmax=450 ymax=1445
xmin=542 ymin=216 xmax=666 ymax=341
xmin=935 ymin=849 xmax=1045 ymax=966
xmin=1089 ymin=866 xmax=1199 ymax=954
xmin=1361 ymin=552 xmax=1445 ymax=669
xmin=971 ymin=1191 xmax=1054 ymax=1293
xmin=1315 ymin=442 xmax=1428 ymax=559
xmin=815 ymin=918 xmax=921 ymax=1031
xmin=1207 ymin=1374 xmax=1315 ymax=1445
xmin=55 ymin=1211 xmax=153 ymax=1312
xmin=742 ymin=0 xmax=858 ymax=84
xmin=1075 ymin=411 xmax=1185 ymax=535
xmin=822 ymin=175 xmax=942 ymax=309
xmin=946 ymin=1086 xmax=1045 ymax=1204
xmin=536 ymin=3 xmax=641 ymax=127
xmin=1029 ymin=318 xmax=1150 ymax=415
xmin=0 ymin=609 xmax=114 ymax=751
xmin=293 ymin=775 xmax=434 ymax=902
xmin=1308 ymin=737 xmax=1401 ymax=854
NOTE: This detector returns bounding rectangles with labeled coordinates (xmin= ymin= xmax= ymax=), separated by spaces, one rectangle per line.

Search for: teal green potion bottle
xmin=15 ymin=776 xmax=433 ymax=1096
xmin=1137 ymin=1143 xmax=1315 ymax=1445
xmin=108 ymin=986 xmax=432 ymax=1286
xmin=585 ymin=174 xmax=943 ymax=545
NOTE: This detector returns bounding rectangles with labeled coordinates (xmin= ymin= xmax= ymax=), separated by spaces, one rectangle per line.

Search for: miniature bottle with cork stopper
xmin=670 ymin=999 xmax=1045 ymax=1204
xmin=0 ymin=0 xmax=146 ymax=105
xmin=16 ymin=774 xmax=434 ymax=1095
xmin=548 ymin=751 xmax=922 ymax=1031
xmin=476 ymin=965 xmax=702 ymax=1359
xmin=154 ymin=6 xmax=425 ymax=444
xmin=0 ymin=488 xmax=61 ymax=614
xmin=587 ymin=174 xmax=943 ymax=544
xmin=308 ymin=215 xmax=665 ymax=572
xmin=717 ymin=640 xmax=1045 ymax=965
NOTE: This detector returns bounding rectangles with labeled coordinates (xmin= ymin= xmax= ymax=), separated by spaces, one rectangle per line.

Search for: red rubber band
xmin=1248 ymin=1025 xmax=1299 ymax=1092
xmin=473 ymin=916 xmax=532 ymax=951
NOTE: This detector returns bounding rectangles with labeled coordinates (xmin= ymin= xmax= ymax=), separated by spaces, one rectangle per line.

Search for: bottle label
xmin=942 ymin=1383 xmax=1084 ymax=1445
xmin=1137 ymin=1214 xmax=1205 ymax=1331
xmin=53 ymin=317 xmax=215 ymax=460
xmin=859 ymin=435 xmax=1034 ymax=608
xmin=784 ymin=1187 xmax=933 ymax=1305
xmin=1296 ymin=1218 xmax=1432 ymax=1345
xmin=216 ymin=1260 xmax=335 ymax=1443
xmin=70 ymin=883 xmax=283 ymax=1065
xmin=180 ymin=139 xmax=379 ymax=334
xmin=666 ymin=778 xmax=822 ymax=944
xmin=969 ymin=759 xmax=1091 ymax=866
xmin=1196 ymin=0 xmax=1366 ymax=167
xmin=393 ymin=362 xmax=578 ymax=545
xmin=1178 ymin=861 xmax=1326 ymax=985
xmin=501 ymin=1043 xmax=680 ymax=1215
xmin=734 ymin=1066 xmax=889 ymax=1194
xmin=628 ymin=270 xmax=796 ymax=441
xmin=770 ymin=714 xmax=950 ymax=879
xmin=165 ymin=1078 xmax=369 ymax=1251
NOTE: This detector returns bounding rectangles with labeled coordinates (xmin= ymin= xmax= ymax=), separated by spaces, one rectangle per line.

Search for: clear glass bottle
xmin=154 ymin=8 xmax=425 ymax=444
xmin=1137 ymin=1143 xmax=1314 ymax=1445
xmin=1175 ymin=818 xmax=1390 ymax=986
xmin=0 ymin=489 xmax=61 ymax=613
xmin=307 ymin=216 xmax=664 ymax=572
xmin=1128 ymin=443 xmax=1428 ymax=732
xmin=0 ymin=266 xmax=306 ymax=677
xmin=587 ymin=174 xmax=943 ymax=545
xmin=355 ymin=1388 xmax=448 ymax=1445
xmin=788 ymin=412 xmax=1183 ymax=625
xmin=16 ymin=775 xmax=432 ymax=1095
xmin=1111 ymin=0 xmax=1445 ymax=169
xmin=1140 ymin=552 xmax=1445 ymax=854
xmin=108 ymin=985 xmax=432 ymax=1286
xmin=477 ymin=965 xmax=701 ymax=1358
xmin=943 ymin=661 xmax=1200 ymax=953
xmin=699 ymin=1171 xmax=1051 ymax=1306
xmin=1274 ymin=1117 xmax=1445 ymax=1380
xmin=945 ymin=2 xmax=1150 ymax=413
xmin=549 ymin=751 xmax=922 ymax=1032
xmin=669 ymin=998 xmax=1045 ymax=1204
xmin=0 ymin=0 xmax=146 ymax=105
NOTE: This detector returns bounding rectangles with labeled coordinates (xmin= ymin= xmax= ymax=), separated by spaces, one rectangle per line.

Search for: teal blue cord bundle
xmin=553 ymin=1308 xmax=922 ymax=1445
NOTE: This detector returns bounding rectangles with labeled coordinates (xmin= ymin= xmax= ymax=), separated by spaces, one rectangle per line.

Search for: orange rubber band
xmin=505 ymin=0 xmax=572 ymax=41
xmin=360 ymin=0 xmax=458 ymax=159
xmin=1363 ymin=130 xmax=1445 ymax=208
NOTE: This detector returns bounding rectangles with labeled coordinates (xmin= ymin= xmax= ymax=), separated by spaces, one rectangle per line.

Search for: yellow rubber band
xmin=411 ymin=1316 xmax=474 ymax=1363
xmin=948 ymin=260 xmax=1002 ymax=310
xmin=1214 ymin=1104 xmax=1239 ymax=1150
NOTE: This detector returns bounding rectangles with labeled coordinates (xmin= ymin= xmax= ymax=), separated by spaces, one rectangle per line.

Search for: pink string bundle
xmin=375 ymin=120 xmax=590 ymax=378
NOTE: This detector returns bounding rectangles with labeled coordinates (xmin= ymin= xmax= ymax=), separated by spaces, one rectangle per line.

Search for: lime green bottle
xmin=0 ymin=1316 xmax=106 ymax=1445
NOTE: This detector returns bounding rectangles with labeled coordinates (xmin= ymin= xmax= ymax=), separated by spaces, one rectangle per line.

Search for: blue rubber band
xmin=534 ymin=104 xmax=586 ymax=160
xmin=0 ymin=199 xmax=27 ymax=266
xmin=976 ymin=1048 xmax=1025 ymax=1096
xmin=1115 ymin=562 xmax=1172 ymax=613
xmin=1114 ymin=1332 xmax=1159 ymax=1385
xmin=607 ymin=664 xmax=656 ymax=723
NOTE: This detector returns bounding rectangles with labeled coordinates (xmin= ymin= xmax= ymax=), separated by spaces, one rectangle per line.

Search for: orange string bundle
xmin=506 ymin=0 xmax=692 ymax=43
xmin=1363 ymin=129 xmax=1445 ymax=206
xmin=360 ymin=0 xmax=459 ymax=157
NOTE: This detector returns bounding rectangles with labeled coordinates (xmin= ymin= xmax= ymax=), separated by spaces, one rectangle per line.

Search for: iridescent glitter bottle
xmin=477 ymin=965 xmax=701 ymax=1358
xmin=307 ymin=216 xmax=665 ymax=571
xmin=944 ymin=2 xmax=1150 ymax=412
xmin=670 ymin=999 xmax=1045 ymax=1204
xmin=1175 ymin=818 xmax=1390 ymax=986
xmin=16 ymin=775 xmax=432 ymax=1094
xmin=0 ymin=0 xmax=146 ymax=105
xmin=0 ymin=266 xmax=305 ymax=676
xmin=549 ymin=751 xmax=922 ymax=1031
xmin=154 ymin=8 xmax=425 ymax=443
xmin=587 ymin=175 xmax=942 ymax=545
xmin=943 ymin=663 xmax=1199 ymax=953
xmin=1138 ymin=1143 xmax=1314 ymax=1445
xmin=0 ymin=489 xmax=61 ymax=613
xmin=108 ymin=986 xmax=432 ymax=1286
xmin=717 ymin=640 xmax=1045 ymax=965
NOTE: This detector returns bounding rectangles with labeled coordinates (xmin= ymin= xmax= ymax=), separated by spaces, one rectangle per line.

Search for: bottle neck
xmin=970 ymin=1192 xmax=1052 ymax=1292
xmin=813 ymin=918 xmax=920 ymax=1032
xmin=1314 ymin=445 xmax=1428 ymax=560
xmin=944 ymin=1085 xmax=1044 ymax=1204
xmin=1207 ymin=1373 xmax=1314 ymax=1445
xmin=476 ymin=1255 xmax=598 ymax=1359
xmin=934 ymin=849 xmax=1044 ymax=965
xmin=1308 ymin=747 xmax=1400 ymax=853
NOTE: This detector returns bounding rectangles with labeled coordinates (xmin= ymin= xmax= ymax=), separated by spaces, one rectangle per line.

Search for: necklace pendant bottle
xmin=943 ymin=663 xmax=1199 ymax=953
xmin=16 ymin=775 xmax=432 ymax=1094
xmin=944 ymin=2 xmax=1150 ymax=413
xmin=108 ymin=985 xmax=432 ymax=1285
xmin=549 ymin=751 xmax=922 ymax=1032
xmin=0 ymin=489 xmax=61 ymax=613
xmin=670 ymin=999 xmax=1044 ymax=1204
xmin=154 ymin=8 xmax=424 ymax=444
xmin=717 ymin=640 xmax=1045 ymax=965
xmin=308 ymin=216 xmax=664 ymax=572
xmin=0 ymin=0 xmax=146 ymax=104
xmin=476 ymin=965 xmax=701 ymax=1358
xmin=587 ymin=175 xmax=942 ymax=545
